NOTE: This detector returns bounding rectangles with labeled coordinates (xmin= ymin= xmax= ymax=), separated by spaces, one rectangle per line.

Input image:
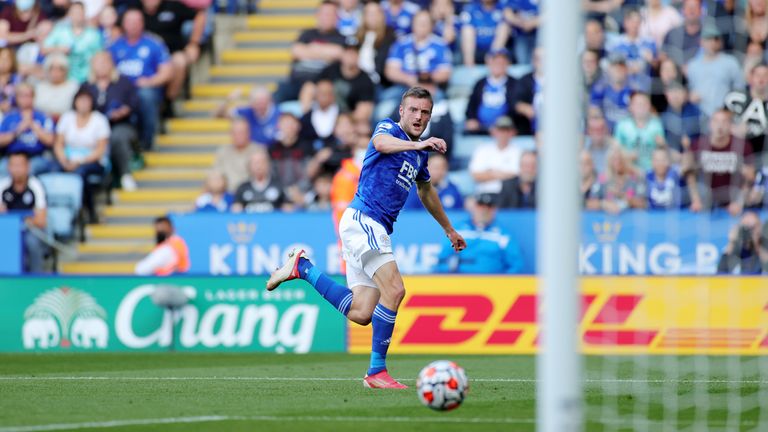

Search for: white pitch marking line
xmin=1 ymin=376 xmax=768 ymax=384
xmin=0 ymin=415 xmax=536 ymax=432
xmin=0 ymin=416 xmax=229 ymax=432
xmin=0 ymin=415 xmax=762 ymax=432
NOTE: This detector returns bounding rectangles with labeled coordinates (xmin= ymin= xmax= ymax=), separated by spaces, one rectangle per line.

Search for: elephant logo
xmin=23 ymin=287 xmax=108 ymax=349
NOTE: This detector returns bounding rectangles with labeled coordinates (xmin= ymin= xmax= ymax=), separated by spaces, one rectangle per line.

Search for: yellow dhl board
xmin=348 ymin=276 xmax=768 ymax=355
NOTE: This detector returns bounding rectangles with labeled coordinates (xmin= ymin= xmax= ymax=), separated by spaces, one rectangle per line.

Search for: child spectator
xmin=646 ymin=147 xmax=684 ymax=209
xmin=195 ymin=171 xmax=233 ymax=212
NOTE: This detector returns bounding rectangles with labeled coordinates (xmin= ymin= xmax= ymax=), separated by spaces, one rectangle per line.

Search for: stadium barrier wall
xmin=0 ymin=215 xmax=22 ymax=274
xmin=173 ymin=211 xmax=766 ymax=276
xmin=349 ymin=276 xmax=768 ymax=355
xmin=0 ymin=276 xmax=346 ymax=353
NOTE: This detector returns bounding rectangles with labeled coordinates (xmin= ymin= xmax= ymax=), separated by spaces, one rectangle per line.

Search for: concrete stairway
xmin=60 ymin=0 xmax=318 ymax=274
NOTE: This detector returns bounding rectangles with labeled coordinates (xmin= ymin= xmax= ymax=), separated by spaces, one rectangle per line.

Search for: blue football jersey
xmin=381 ymin=0 xmax=421 ymax=36
xmin=349 ymin=118 xmax=431 ymax=234
xmin=0 ymin=110 xmax=54 ymax=155
xmin=109 ymin=35 xmax=171 ymax=83
xmin=460 ymin=1 xmax=504 ymax=52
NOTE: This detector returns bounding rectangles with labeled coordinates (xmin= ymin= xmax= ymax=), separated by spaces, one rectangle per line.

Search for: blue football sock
xmin=297 ymin=257 xmax=353 ymax=315
xmin=368 ymin=304 xmax=397 ymax=375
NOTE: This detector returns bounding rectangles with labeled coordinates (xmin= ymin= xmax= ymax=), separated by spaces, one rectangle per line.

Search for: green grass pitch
xmin=0 ymin=354 xmax=765 ymax=431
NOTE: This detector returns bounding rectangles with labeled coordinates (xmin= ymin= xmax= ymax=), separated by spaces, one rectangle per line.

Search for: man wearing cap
xmin=686 ymin=24 xmax=744 ymax=116
xmin=465 ymin=47 xmax=517 ymax=134
xmin=469 ymin=115 xmax=521 ymax=194
xmin=434 ymin=192 xmax=523 ymax=274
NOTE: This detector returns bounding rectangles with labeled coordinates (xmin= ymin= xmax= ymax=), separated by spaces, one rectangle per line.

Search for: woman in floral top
xmin=597 ymin=144 xmax=647 ymax=214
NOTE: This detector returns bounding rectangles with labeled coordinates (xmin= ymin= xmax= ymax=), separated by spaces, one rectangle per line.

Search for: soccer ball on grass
xmin=416 ymin=360 xmax=469 ymax=411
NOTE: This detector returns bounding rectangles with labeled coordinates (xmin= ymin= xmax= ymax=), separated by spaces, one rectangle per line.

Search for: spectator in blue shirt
xmin=195 ymin=171 xmax=233 ymax=212
xmin=429 ymin=0 xmax=458 ymax=50
xmin=0 ymin=83 xmax=55 ymax=177
xmin=379 ymin=10 xmax=452 ymax=117
xmin=337 ymin=0 xmax=361 ymax=38
xmin=646 ymin=147 xmax=684 ymax=209
xmin=590 ymin=54 xmax=634 ymax=131
xmin=108 ymin=8 xmax=172 ymax=150
xmin=608 ymin=8 xmax=656 ymax=90
xmin=502 ymin=0 xmax=540 ymax=65
xmin=661 ymin=81 xmax=704 ymax=158
xmin=403 ymin=153 xmax=463 ymax=210
xmin=434 ymin=193 xmax=523 ymax=274
xmin=460 ymin=0 xmax=508 ymax=66
xmin=465 ymin=47 xmax=516 ymax=134
xmin=214 ymin=85 xmax=279 ymax=147
xmin=381 ymin=0 xmax=421 ymax=37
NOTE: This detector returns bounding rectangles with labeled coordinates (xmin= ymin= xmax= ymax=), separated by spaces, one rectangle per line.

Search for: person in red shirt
xmin=683 ymin=109 xmax=754 ymax=214
xmin=0 ymin=0 xmax=49 ymax=47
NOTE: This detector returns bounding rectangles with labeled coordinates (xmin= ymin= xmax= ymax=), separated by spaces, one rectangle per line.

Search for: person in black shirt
xmin=130 ymin=0 xmax=206 ymax=100
xmin=498 ymin=150 xmax=537 ymax=209
xmin=232 ymin=148 xmax=288 ymax=213
xmin=0 ymin=152 xmax=47 ymax=272
xmin=275 ymin=1 xmax=345 ymax=103
xmin=300 ymin=42 xmax=375 ymax=124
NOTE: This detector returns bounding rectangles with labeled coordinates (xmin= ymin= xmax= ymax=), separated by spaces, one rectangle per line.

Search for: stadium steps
xmin=60 ymin=7 xmax=311 ymax=274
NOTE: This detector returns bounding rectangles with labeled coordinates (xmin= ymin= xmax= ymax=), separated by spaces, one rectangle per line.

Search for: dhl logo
xmin=347 ymin=277 xmax=768 ymax=355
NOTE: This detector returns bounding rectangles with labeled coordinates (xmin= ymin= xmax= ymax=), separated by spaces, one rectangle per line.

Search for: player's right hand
xmin=419 ymin=137 xmax=447 ymax=153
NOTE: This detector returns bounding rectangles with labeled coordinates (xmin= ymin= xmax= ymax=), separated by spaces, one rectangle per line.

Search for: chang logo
xmin=22 ymin=287 xmax=108 ymax=350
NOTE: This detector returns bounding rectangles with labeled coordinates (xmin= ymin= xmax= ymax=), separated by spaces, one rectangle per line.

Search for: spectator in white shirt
xmin=469 ymin=115 xmax=522 ymax=194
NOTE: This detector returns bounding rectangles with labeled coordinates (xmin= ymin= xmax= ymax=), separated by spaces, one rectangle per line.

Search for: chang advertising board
xmin=0 ymin=277 xmax=346 ymax=353
xmin=173 ymin=211 xmax=760 ymax=276
xmin=348 ymin=276 xmax=768 ymax=355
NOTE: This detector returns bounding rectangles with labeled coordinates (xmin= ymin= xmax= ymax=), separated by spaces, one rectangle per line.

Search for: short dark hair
xmin=7 ymin=152 xmax=29 ymax=161
xmin=400 ymin=86 xmax=433 ymax=108
xmin=154 ymin=216 xmax=172 ymax=226
xmin=72 ymin=88 xmax=94 ymax=110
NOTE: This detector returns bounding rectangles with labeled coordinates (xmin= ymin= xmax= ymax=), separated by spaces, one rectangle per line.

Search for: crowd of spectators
xmin=199 ymin=0 xmax=768 ymax=220
xmin=0 ymin=0 xmax=208 ymax=218
xmin=201 ymin=0 xmax=766 ymax=276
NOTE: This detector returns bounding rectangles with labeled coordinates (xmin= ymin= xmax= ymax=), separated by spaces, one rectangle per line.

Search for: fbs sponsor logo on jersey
xmin=22 ymin=287 xmax=109 ymax=350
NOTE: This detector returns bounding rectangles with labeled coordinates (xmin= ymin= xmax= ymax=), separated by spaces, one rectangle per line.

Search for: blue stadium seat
xmin=448 ymin=97 xmax=469 ymax=125
xmin=508 ymin=64 xmax=533 ymax=79
xmin=513 ymin=135 xmax=537 ymax=152
xmin=38 ymin=173 xmax=83 ymax=240
xmin=452 ymin=133 xmax=491 ymax=160
xmin=278 ymin=100 xmax=303 ymax=118
xmin=447 ymin=170 xmax=475 ymax=197
xmin=448 ymin=65 xmax=488 ymax=99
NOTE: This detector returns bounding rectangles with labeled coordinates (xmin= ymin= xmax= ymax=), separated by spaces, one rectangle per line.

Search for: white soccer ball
xmin=416 ymin=360 xmax=469 ymax=411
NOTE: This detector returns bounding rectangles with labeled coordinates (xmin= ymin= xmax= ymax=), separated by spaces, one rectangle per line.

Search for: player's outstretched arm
xmin=417 ymin=181 xmax=467 ymax=252
xmin=373 ymin=135 xmax=447 ymax=154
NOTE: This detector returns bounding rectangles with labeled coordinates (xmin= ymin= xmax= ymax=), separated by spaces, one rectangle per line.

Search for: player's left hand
xmin=446 ymin=228 xmax=466 ymax=252
xmin=422 ymin=137 xmax=447 ymax=154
